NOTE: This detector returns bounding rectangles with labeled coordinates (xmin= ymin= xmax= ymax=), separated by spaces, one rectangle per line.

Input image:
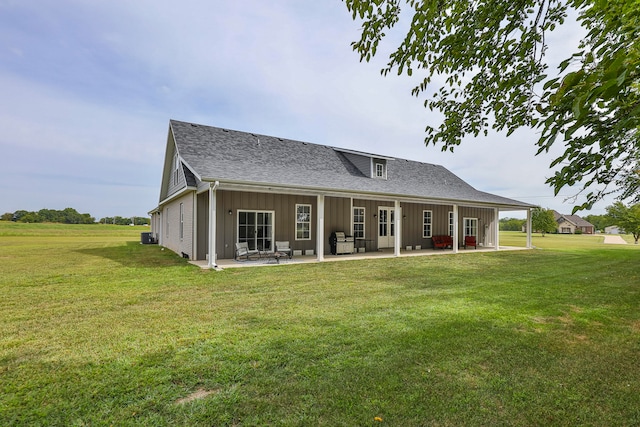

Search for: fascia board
xmin=158 ymin=186 xmax=197 ymax=207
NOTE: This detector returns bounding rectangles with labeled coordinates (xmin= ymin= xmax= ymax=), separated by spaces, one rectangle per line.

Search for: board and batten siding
xmin=197 ymin=190 xmax=318 ymax=260
xmin=191 ymin=190 xmax=500 ymax=260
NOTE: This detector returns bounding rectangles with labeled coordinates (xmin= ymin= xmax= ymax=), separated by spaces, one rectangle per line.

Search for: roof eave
xmin=198 ymin=177 xmax=534 ymax=210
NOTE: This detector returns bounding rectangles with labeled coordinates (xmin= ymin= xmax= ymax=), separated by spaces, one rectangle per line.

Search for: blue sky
xmin=0 ymin=1 xmax=610 ymax=220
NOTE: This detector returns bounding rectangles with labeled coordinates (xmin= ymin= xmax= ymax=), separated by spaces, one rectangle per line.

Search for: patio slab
xmin=190 ymin=245 xmax=529 ymax=269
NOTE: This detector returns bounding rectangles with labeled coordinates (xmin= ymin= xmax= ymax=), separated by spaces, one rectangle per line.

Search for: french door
xmin=377 ymin=207 xmax=395 ymax=248
xmin=238 ymin=210 xmax=274 ymax=251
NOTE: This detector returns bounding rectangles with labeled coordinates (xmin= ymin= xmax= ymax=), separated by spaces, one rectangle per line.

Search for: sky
xmin=0 ymin=1 xmax=614 ymax=220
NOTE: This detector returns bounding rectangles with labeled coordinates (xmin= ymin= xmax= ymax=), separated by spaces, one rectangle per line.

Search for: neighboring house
xmin=605 ymin=225 xmax=622 ymax=234
xmin=150 ymin=120 xmax=535 ymax=267
xmin=552 ymin=211 xmax=595 ymax=234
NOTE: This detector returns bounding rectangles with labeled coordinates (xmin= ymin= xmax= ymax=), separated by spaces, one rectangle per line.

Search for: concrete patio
xmin=190 ymin=245 xmax=530 ymax=270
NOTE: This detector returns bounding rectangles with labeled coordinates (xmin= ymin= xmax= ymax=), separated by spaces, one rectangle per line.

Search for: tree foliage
xmin=1 ymin=209 xmax=150 ymax=225
xmin=99 ymin=216 xmax=150 ymax=226
xmin=499 ymin=217 xmax=526 ymax=231
xmin=583 ymin=213 xmax=613 ymax=232
xmin=344 ymin=0 xmax=640 ymax=211
xmin=606 ymin=201 xmax=640 ymax=243
xmin=9 ymin=208 xmax=95 ymax=224
xmin=531 ymin=207 xmax=557 ymax=235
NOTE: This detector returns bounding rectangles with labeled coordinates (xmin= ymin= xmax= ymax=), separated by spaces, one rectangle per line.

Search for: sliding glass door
xmin=238 ymin=210 xmax=274 ymax=251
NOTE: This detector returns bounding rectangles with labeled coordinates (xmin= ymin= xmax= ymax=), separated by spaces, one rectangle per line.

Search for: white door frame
xmin=377 ymin=206 xmax=396 ymax=249
xmin=237 ymin=209 xmax=275 ymax=252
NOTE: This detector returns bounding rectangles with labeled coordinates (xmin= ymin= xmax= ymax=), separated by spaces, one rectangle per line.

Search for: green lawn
xmin=1 ymin=223 xmax=639 ymax=426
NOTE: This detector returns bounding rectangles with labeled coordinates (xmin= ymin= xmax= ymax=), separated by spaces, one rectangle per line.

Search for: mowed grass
xmin=1 ymin=223 xmax=639 ymax=426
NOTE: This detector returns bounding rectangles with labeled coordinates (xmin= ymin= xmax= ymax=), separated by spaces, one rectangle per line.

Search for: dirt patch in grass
xmin=175 ymin=388 xmax=219 ymax=405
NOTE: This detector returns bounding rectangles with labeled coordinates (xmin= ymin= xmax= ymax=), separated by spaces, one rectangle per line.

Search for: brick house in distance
xmin=553 ymin=211 xmax=595 ymax=234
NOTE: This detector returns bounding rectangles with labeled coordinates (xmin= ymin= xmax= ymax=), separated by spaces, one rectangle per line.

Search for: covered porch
xmin=200 ymin=184 xmax=533 ymax=268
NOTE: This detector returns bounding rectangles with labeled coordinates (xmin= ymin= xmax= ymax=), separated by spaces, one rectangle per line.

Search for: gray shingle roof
xmin=170 ymin=119 xmax=533 ymax=209
xmin=553 ymin=211 xmax=594 ymax=227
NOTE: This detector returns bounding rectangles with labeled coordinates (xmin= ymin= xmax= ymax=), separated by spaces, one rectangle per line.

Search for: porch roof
xmin=170 ymin=120 xmax=535 ymax=210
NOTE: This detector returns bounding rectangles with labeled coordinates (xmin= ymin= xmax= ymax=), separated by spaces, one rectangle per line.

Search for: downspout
xmin=317 ymin=195 xmax=325 ymax=262
xmin=394 ymin=200 xmax=401 ymax=257
xmin=452 ymin=204 xmax=459 ymax=254
xmin=208 ymin=181 xmax=220 ymax=269
xmin=526 ymin=208 xmax=533 ymax=249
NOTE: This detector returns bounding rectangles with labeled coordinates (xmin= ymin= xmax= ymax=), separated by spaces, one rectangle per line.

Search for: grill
xmin=329 ymin=231 xmax=354 ymax=255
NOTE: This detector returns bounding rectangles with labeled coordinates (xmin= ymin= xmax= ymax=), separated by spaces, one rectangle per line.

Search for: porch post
xmin=394 ymin=200 xmax=401 ymax=257
xmin=494 ymin=208 xmax=500 ymax=251
xmin=452 ymin=204 xmax=459 ymax=254
xmin=208 ymin=181 xmax=219 ymax=269
xmin=526 ymin=208 xmax=532 ymax=248
xmin=317 ymin=195 xmax=325 ymax=262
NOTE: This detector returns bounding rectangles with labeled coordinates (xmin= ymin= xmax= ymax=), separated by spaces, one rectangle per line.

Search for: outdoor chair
xmin=464 ymin=235 xmax=477 ymax=249
xmin=235 ymin=242 xmax=259 ymax=260
xmin=275 ymin=241 xmax=293 ymax=259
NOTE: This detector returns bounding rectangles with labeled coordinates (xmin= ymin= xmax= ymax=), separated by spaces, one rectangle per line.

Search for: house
xmin=552 ymin=211 xmax=595 ymax=234
xmin=149 ymin=120 xmax=535 ymax=268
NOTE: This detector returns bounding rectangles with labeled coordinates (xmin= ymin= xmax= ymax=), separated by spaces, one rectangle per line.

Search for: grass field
xmin=1 ymin=222 xmax=639 ymax=426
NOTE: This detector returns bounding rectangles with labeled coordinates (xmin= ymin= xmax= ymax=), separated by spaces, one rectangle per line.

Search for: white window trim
xmin=463 ymin=217 xmax=478 ymax=238
xmin=295 ymin=204 xmax=312 ymax=241
xmin=422 ymin=210 xmax=433 ymax=238
xmin=353 ymin=207 xmax=366 ymax=239
xmin=237 ymin=210 xmax=276 ymax=252
xmin=179 ymin=203 xmax=184 ymax=240
xmin=374 ymin=161 xmax=387 ymax=179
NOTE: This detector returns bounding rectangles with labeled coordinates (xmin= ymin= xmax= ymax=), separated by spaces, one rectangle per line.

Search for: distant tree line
xmin=99 ymin=216 xmax=149 ymax=226
xmin=2 ymin=208 xmax=95 ymax=224
xmin=1 ymin=208 xmax=149 ymax=225
xmin=500 ymin=202 xmax=640 ymax=239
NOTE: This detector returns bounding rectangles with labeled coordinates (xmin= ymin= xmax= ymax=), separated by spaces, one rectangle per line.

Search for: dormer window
xmin=374 ymin=159 xmax=387 ymax=179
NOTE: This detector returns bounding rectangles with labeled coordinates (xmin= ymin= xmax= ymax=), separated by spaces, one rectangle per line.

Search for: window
xmin=173 ymin=153 xmax=180 ymax=184
xmin=353 ymin=207 xmax=365 ymax=239
xmin=296 ymin=204 xmax=312 ymax=240
xmin=179 ymin=203 xmax=184 ymax=239
xmin=448 ymin=211 xmax=454 ymax=236
xmin=374 ymin=161 xmax=386 ymax=179
xmin=464 ymin=217 xmax=478 ymax=238
xmin=165 ymin=207 xmax=169 ymax=237
xmin=423 ymin=210 xmax=433 ymax=238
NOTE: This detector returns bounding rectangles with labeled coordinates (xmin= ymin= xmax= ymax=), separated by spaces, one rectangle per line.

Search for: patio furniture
xmin=432 ymin=235 xmax=453 ymax=249
xmin=275 ymin=241 xmax=293 ymax=259
xmin=464 ymin=236 xmax=477 ymax=249
xmin=235 ymin=242 xmax=260 ymax=260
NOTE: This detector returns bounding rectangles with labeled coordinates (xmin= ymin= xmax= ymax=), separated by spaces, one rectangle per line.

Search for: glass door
xmin=238 ymin=210 xmax=274 ymax=252
xmin=377 ymin=207 xmax=395 ymax=248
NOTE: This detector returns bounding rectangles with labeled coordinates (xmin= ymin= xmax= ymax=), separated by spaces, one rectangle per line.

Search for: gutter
xmin=199 ymin=178 xmax=535 ymax=211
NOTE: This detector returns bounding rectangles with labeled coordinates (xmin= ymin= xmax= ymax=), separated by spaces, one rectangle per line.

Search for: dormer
xmin=335 ymin=148 xmax=393 ymax=180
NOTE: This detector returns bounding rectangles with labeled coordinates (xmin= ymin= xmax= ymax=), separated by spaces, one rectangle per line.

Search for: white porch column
xmin=394 ymin=200 xmax=401 ymax=257
xmin=207 ymin=181 xmax=219 ymax=269
xmin=526 ymin=208 xmax=533 ymax=248
xmin=317 ymin=195 xmax=325 ymax=262
xmin=494 ymin=208 xmax=500 ymax=251
xmin=452 ymin=204 xmax=459 ymax=254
